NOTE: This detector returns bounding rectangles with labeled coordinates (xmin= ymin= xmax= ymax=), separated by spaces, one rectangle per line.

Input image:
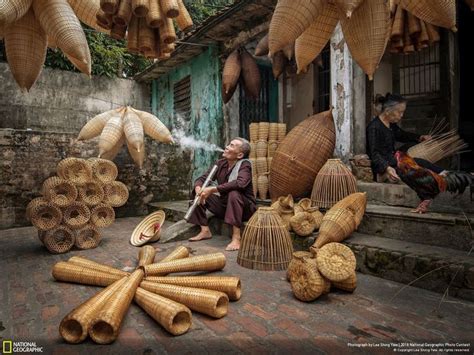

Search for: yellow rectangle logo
xmin=3 ymin=340 xmax=13 ymax=354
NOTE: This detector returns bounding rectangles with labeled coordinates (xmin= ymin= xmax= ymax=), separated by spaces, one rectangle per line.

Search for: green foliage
xmin=184 ymin=0 xmax=235 ymax=24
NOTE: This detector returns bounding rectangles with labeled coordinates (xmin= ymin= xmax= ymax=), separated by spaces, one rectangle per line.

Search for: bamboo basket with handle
xmin=131 ymin=107 xmax=173 ymax=143
xmin=295 ymin=1 xmax=338 ymax=74
xmin=42 ymin=176 xmax=78 ymax=207
xmin=43 ymin=226 xmax=75 ymax=253
xmin=74 ymin=224 xmax=101 ymax=250
xmin=176 ymin=0 xmax=193 ymax=31
xmin=144 ymin=253 xmax=226 ymax=276
xmin=400 ymin=0 xmax=456 ymax=31
xmin=268 ymin=0 xmax=325 ymax=56
xmin=0 ymin=0 xmax=32 ymax=24
xmin=315 ymin=242 xmax=356 ymax=282
xmin=222 ymin=50 xmax=241 ymax=96
xmin=4 ymin=7 xmax=47 ymax=92
xmin=340 ymin=0 xmax=391 ymax=80
xmin=77 ymin=108 xmax=121 ymax=141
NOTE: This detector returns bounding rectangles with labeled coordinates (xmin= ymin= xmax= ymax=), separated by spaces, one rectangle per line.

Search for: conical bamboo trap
xmin=311 ymin=207 xmax=357 ymax=249
xmin=237 ymin=207 xmax=293 ymax=271
xmin=29 ymin=157 xmax=127 ymax=253
xmin=54 ymin=246 xmax=242 ymax=343
xmin=310 ymin=159 xmax=357 ymax=209
xmin=77 ymin=106 xmax=173 ymax=168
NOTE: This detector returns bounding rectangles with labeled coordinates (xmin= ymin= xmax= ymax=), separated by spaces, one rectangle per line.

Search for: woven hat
xmin=130 ymin=210 xmax=166 ymax=246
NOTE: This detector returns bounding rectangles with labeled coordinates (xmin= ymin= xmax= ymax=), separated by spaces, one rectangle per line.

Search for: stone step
xmin=357 ymin=181 xmax=474 ymax=213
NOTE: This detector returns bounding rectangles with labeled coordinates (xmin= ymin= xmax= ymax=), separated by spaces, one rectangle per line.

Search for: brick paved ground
xmin=1 ymin=217 xmax=473 ymax=354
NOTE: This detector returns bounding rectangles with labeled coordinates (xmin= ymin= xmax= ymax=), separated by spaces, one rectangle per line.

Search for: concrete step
xmin=357 ymin=181 xmax=474 ymax=213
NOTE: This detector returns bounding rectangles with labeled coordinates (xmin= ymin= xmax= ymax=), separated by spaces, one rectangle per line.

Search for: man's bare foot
xmin=225 ymin=239 xmax=240 ymax=251
xmin=189 ymin=230 xmax=212 ymax=242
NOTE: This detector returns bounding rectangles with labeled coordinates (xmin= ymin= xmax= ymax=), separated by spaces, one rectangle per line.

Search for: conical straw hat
xmin=140 ymin=281 xmax=229 ymax=318
xmin=130 ymin=210 xmax=166 ymax=246
xmin=59 ymin=276 xmax=128 ymax=343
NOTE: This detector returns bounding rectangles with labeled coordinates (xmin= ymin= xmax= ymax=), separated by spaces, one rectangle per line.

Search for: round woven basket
xmin=63 ymin=201 xmax=91 ymax=230
xmin=78 ymin=181 xmax=105 ymax=207
xmin=311 ymin=159 xmax=357 ymax=209
xmin=57 ymin=158 xmax=93 ymax=185
xmin=313 ymin=207 xmax=356 ymax=249
xmin=315 ymin=242 xmax=356 ymax=282
xmin=237 ymin=207 xmax=293 ymax=271
xmin=43 ymin=226 xmax=75 ymax=254
xmin=30 ymin=202 xmax=63 ymax=231
xmin=290 ymin=256 xmax=325 ymax=302
xmin=290 ymin=212 xmax=317 ymax=236
xmin=90 ymin=203 xmax=115 ymax=228
xmin=88 ymin=158 xmax=118 ymax=183
xmin=332 ymin=270 xmax=357 ymax=292
xmin=255 ymin=140 xmax=268 ymax=158
xmin=286 ymin=251 xmax=313 ymax=281
xmin=257 ymin=122 xmax=270 ymax=141
xmin=130 ymin=210 xmax=166 ymax=246
xmin=26 ymin=197 xmax=48 ymax=221
xmin=75 ymin=224 xmax=102 ymax=249
xmin=42 ymin=177 xmax=78 ymax=207
xmin=103 ymin=181 xmax=129 ymax=207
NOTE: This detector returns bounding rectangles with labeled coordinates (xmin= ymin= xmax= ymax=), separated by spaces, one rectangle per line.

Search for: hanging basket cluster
xmin=52 ymin=245 xmax=242 ymax=343
xmin=222 ymin=47 xmax=261 ymax=104
xmin=26 ymin=157 xmax=127 ymax=253
xmin=77 ymin=106 xmax=173 ymax=168
xmin=254 ymin=33 xmax=297 ymax=79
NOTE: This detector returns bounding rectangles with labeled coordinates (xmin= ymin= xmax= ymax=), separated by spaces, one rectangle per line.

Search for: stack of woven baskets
xmin=249 ymin=122 xmax=286 ymax=200
xmin=26 ymin=157 xmax=128 ymax=254
xmin=53 ymin=245 xmax=242 ymax=343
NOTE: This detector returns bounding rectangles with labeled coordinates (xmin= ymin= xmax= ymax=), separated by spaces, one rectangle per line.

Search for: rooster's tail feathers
xmin=444 ymin=172 xmax=473 ymax=195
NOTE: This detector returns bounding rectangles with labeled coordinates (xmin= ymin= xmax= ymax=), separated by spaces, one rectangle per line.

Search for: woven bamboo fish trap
xmin=294 ymin=198 xmax=312 ymax=214
xmin=68 ymin=0 xmax=110 ymax=33
xmin=222 ymin=83 xmax=237 ymax=105
xmin=96 ymin=9 xmax=113 ymax=30
xmin=144 ymin=253 xmax=226 ymax=276
xmin=290 ymin=212 xmax=317 ymax=237
xmin=391 ymin=5 xmax=405 ymax=40
xmin=99 ymin=114 xmax=125 ymax=156
xmin=272 ymin=51 xmax=287 ymax=79
xmin=146 ymin=0 xmax=162 ymax=27
xmin=258 ymin=122 xmax=270 ymax=141
xmin=268 ymin=0 xmax=325 ymax=56
xmin=249 ymin=123 xmax=259 ymax=142
xmin=52 ymin=261 xmax=123 ymax=286
xmin=309 ymin=207 xmax=324 ymax=230
xmin=89 ymin=203 xmax=115 ymax=228
xmin=78 ymin=181 xmax=104 ymax=207
xmin=43 ymin=225 xmax=75 ymax=253
xmin=331 ymin=192 xmax=367 ymax=228
xmin=255 ymin=34 xmax=269 ymax=56
xmin=267 ymin=140 xmax=279 ymax=158
xmin=145 ymin=276 xmax=242 ymax=301
xmin=222 ymin=50 xmax=241 ymax=96
xmin=123 ymin=107 xmax=144 ymax=151
xmin=130 ymin=210 xmax=166 ymax=246
xmin=131 ymin=0 xmax=149 ymax=17
xmin=270 ymin=109 xmax=335 ymax=199
xmin=57 ymin=158 xmax=93 ymax=185
xmin=113 ymin=0 xmax=132 ymax=26
xmin=426 ymin=23 xmax=441 ymax=44
xmin=137 ymin=245 xmax=156 ymax=266
xmin=271 ymin=194 xmax=294 ymax=212
xmin=237 ymin=207 xmax=293 ymax=271
xmin=42 ymin=176 xmax=78 ymax=207
xmin=140 ymin=281 xmax=229 ymax=318
xmin=75 ymin=224 xmax=101 ymax=249
xmin=33 ymin=0 xmax=92 ymax=76
xmin=126 ymin=16 xmax=139 ymax=52
xmin=290 ymin=256 xmax=326 ymax=302
xmin=126 ymin=139 xmax=145 ymax=168
xmin=333 ymin=0 xmax=364 ymax=18
xmin=252 ymin=174 xmax=258 ymax=198
xmin=332 ymin=270 xmax=357 ymax=292
xmin=257 ymin=174 xmax=269 ymax=200
xmin=100 ymin=134 xmax=125 ymax=161
xmin=407 ymin=11 xmax=421 ymax=37
xmin=312 ymin=207 xmax=356 ymax=249
xmin=418 ymin=21 xmax=430 ymax=46
xmin=77 ymin=109 xmax=120 ymax=141
xmin=176 ymin=0 xmax=193 ymax=31
xmin=88 ymin=158 xmax=118 ymax=183
xmin=89 ymin=269 xmax=144 ymax=344
xmin=59 ymin=276 xmax=128 ymax=343
xmin=63 ymin=201 xmax=91 ymax=229
xmin=68 ymin=256 xmax=128 ymax=277
xmin=132 ymin=107 xmax=173 ymax=143
xmin=255 ymin=140 xmax=268 ymax=158
xmin=295 ymin=2 xmax=338 ymax=74
xmin=400 ymin=0 xmax=456 ymax=31
xmin=310 ymin=159 xmax=357 ymax=209
xmin=241 ymin=49 xmax=261 ymax=100
xmin=340 ymin=0 xmax=391 ymax=80
xmin=0 ymin=0 xmax=32 ymax=24
xmin=160 ymin=15 xmax=176 ymax=44
xmin=282 ymin=42 xmax=294 ymax=61
xmin=160 ymin=0 xmax=179 ymax=18
xmin=103 ymin=181 xmax=129 ymax=207
xmin=100 ymin=0 xmax=119 ymax=14
xmin=277 ymin=123 xmax=287 ymax=142
xmin=315 ymin=242 xmax=356 ymax=282
xmin=30 ymin=202 xmax=62 ymax=231
xmin=268 ymin=123 xmax=279 ymax=141
xmin=286 ymin=251 xmax=314 ymax=281
xmin=4 ymin=8 xmax=47 ymax=92
xmin=255 ymin=157 xmax=268 ymax=175
xmin=137 ymin=18 xmax=155 ymax=52
xmin=407 ymin=130 xmax=468 ymax=164
xmin=134 ymin=287 xmax=192 ymax=335
xmin=267 ymin=157 xmax=273 ymax=170
xmin=26 ymin=197 xmax=47 ymax=221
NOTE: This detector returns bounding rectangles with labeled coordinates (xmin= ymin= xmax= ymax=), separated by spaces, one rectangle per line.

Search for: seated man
xmin=187 ymin=137 xmax=257 ymax=251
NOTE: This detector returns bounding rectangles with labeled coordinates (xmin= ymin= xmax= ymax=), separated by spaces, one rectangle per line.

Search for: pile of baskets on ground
xmin=26 ymin=157 xmax=128 ymax=253
xmin=53 ymin=246 xmax=241 ymax=343
xmin=249 ymin=121 xmax=286 ymax=200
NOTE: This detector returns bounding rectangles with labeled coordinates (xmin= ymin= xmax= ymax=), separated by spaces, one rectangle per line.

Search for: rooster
xmin=394 ymin=151 xmax=473 ymax=213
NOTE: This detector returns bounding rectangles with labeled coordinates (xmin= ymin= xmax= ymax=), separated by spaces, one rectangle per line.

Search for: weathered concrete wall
xmin=285 ymin=65 xmax=315 ymax=130
xmin=151 ymin=47 xmax=224 ymax=182
xmin=0 ymin=62 xmax=150 ymax=131
xmin=0 ymin=130 xmax=191 ymax=229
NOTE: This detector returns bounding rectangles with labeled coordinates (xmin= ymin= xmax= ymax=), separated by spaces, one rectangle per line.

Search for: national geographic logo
xmin=2 ymin=340 xmax=43 ymax=353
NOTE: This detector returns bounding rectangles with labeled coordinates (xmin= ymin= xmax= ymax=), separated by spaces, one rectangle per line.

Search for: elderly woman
xmin=366 ymin=93 xmax=445 ymax=183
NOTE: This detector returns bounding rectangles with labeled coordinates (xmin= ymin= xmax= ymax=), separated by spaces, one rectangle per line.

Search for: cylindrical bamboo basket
xmin=90 ymin=203 xmax=115 ymax=228
xmin=113 ymin=0 xmax=132 ymax=26
xmin=286 ymin=251 xmax=314 ymax=281
xmin=237 ymin=207 xmax=293 ymax=271
xmin=63 ymin=201 xmax=91 ymax=229
xmin=30 ymin=202 xmax=62 ymax=231
xmin=59 ymin=276 xmax=128 ymax=343
xmin=78 ymin=181 xmax=105 ymax=207
xmin=134 ymin=287 xmax=192 ymax=335
xmin=249 ymin=123 xmax=259 ymax=142
xmin=222 ymin=50 xmax=241 ymax=96
xmin=332 ymin=270 xmax=357 ymax=292
xmin=257 ymin=174 xmax=269 ymax=200
xmin=290 ymin=212 xmax=317 ymax=237
xmin=88 ymin=158 xmax=118 ymax=184
xmin=43 ymin=226 xmax=75 ymax=253
xmin=52 ymin=262 xmax=123 ymax=286
xmin=144 ymin=253 xmax=226 ymax=276
xmin=103 ymin=181 xmax=129 ymax=207
xmin=391 ymin=6 xmax=405 ymax=40
xmin=159 ymin=15 xmax=176 ymax=44
xmin=315 ymin=242 xmax=356 ymax=282
xmin=137 ymin=245 xmax=157 ymax=267
xmin=132 ymin=0 xmax=149 ymax=17
xmin=26 ymin=197 xmax=48 ymax=221
xmin=127 ymin=15 xmax=139 ymax=52
xmin=74 ymin=224 xmax=102 ymax=250
xmin=268 ymin=123 xmax=279 ymax=141
xmin=146 ymin=0 xmax=162 ymax=27
xmin=100 ymin=0 xmax=120 ymax=14
xmin=89 ymin=269 xmax=144 ymax=344
xmin=176 ymin=0 xmax=193 ymax=31
xmin=312 ymin=207 xmax=356 ymax=249
xmin=256 ymin=157 xmax=268 ymax=175
xmin=160 ymin=0 xmax=179 ymax=18
xmin=257 ymin=122 xmax=270 ymax=141
xmin=276 ymin=123 xmax=287 ymax=142
xmin=57 ymin=158 xmax=93 ymax=185
xmin=97 ymin=7 xmax=113 ymax=28
xmin=290 ymin=256 xmax=326 ymax=302
xmin=68 ymin=256 xmax=128 ymax=277
xmin=42 ymin=177 xmax=78 ymax=207
xmin=310 ymin=159 xmax=357 ymax=209
xmin=140 ymin=281 xmax=229 ymax=318
xmin=110 ymin=24 xmax=127 ymax=40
